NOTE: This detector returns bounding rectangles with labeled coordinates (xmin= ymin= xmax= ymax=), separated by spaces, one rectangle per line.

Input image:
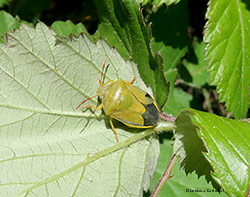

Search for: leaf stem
xmin=247 ymin=179 xmax=250 ymax=197
xmin=159 ymin=112 xmax=176 ymax=122
xmin=150 ymin=154 xmax=178 ymax=197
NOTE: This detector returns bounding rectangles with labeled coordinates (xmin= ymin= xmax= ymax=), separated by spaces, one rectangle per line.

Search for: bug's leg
xmin=82 ymin=103 xmax=103 ymax=111
xmin=76 ymin=95 xmax=99 ymax=110
xmin=101 ymin=79 xmax=114 ymax=87
xmin=109 ymin=117 xmax=119 ymax=142
xmin=130 ymin=77 xmax=135 ymax=84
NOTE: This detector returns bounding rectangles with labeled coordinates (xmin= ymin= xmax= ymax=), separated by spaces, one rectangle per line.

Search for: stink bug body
xmin=76 ymin=57 xmax=160 ymax=142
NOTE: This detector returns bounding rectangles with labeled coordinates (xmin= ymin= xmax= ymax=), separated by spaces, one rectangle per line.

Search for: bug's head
xmin=96 ymin=85 xmax=108 ymax=99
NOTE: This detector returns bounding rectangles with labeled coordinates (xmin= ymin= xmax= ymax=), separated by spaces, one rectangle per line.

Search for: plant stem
xmin=159 ymin=112 xmax=176 ymax=122
xmin=247 ymin=179 xmax=250 ymax=197
xmin=150 ymin=154 xmax=178 ymax=197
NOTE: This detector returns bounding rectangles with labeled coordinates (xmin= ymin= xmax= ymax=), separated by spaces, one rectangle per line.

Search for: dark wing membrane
xmin=141 ymin=103 xmax=159 ymax=126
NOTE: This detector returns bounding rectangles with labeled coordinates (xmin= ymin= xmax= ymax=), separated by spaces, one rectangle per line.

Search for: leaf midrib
xmin=0 ymin=104 xmax=101 ymax=118
xmin=18 ymin=129 xmax=155 ymax=196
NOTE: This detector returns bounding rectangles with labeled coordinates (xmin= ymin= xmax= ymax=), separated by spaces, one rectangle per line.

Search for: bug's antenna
xmin=76 ymin=95 xmax=98 ymax=110
xmin=99 ymin=56 xmax=109 ymax=86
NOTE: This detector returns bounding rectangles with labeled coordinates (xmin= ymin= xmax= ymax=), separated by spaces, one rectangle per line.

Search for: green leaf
xmin=148 ymin=139 xmax=228 ymax=196
xmin=180 ymin=39 xmax=210 ymax=88
xmin=163 ymin=88 xmax=192 ymax=116
xmin=0 ymin=10 xmax=20 ymax=43
xmin=149 ymin=0 xmax=189 ymax=110
xmin=204 ymin=0 xmax=250 ymax=118
xmin=174 ymin=109 xmax=250 ymax=196
xmin=94 ymin=0 xmax=169 ymax=108
xmin=94 ymin=23 xmax=130 ymax=59
xmin=139 ymin=0 xmax=180 ymax=8
xmin=0 ymin=22 xmax=160 ymax=196
xmin=51 ymin=20 xmax=90 ymax=37
xmin=150 ymin=0 xmax=189 ymax=74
